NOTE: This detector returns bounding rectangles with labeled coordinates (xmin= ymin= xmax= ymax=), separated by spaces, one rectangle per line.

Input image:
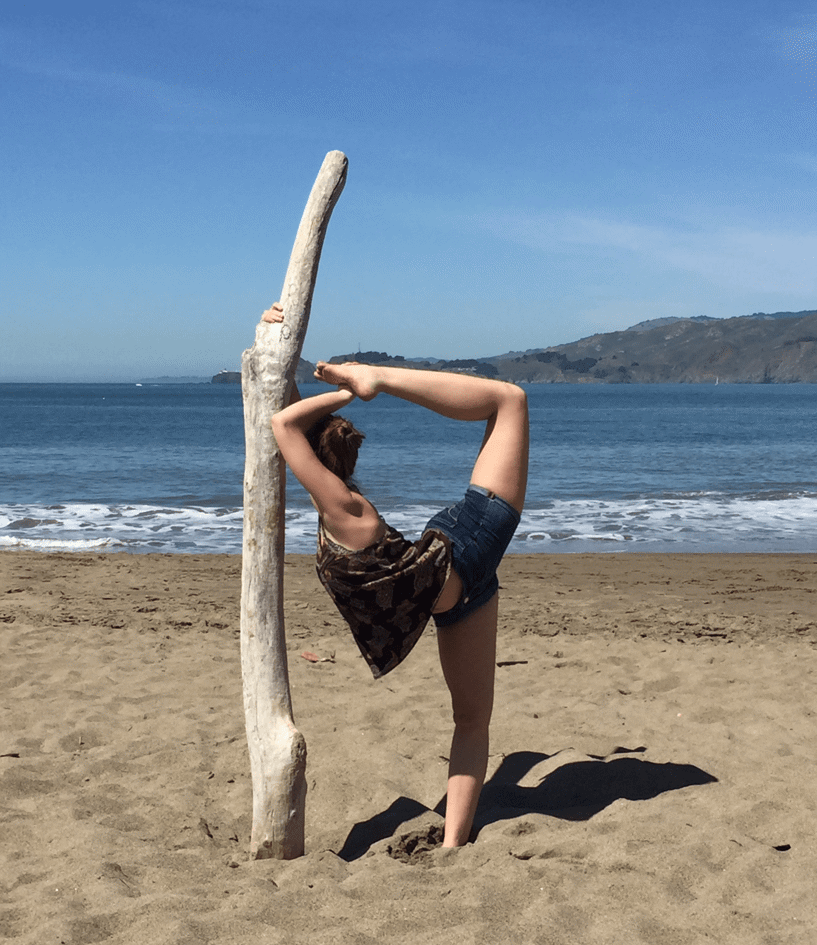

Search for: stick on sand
xmin=240 ymin=150 xmax=348 ymax=859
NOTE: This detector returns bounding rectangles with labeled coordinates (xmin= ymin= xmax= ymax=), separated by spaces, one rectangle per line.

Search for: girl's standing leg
xmin=436 ymin=594 xmax=498 ymax=846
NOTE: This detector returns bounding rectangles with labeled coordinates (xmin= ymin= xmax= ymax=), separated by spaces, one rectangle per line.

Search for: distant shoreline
xmin=213 ymin=309 xmax=817 ymax=385
xmin=5 ymin=308 xmax=817 ymax=384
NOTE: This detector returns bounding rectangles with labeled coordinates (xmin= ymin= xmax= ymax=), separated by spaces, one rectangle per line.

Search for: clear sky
xmin=2 ymin=0 xmax=816 ymax=381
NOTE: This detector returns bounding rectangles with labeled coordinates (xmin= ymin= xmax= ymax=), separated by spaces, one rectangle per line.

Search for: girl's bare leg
xmin=315 ymin=363 xmax=529 ymax=512
xmin=436 ymin=594 xmax=498 ymax=847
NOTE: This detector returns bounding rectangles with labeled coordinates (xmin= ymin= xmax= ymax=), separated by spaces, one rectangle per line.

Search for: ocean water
xmin=1 ymin=381 xmax=816 ymax=555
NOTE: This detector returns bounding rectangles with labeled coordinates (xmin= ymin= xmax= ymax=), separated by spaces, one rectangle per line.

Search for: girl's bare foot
xmin=261 ymin=302 xmax=284 ymax=324
xmin=314 ymin=361 xmax=379 ymax=400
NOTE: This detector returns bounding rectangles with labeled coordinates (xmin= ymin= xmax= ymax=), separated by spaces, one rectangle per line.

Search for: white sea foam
xmin=0 ymin=535 xmax=114 ymax=552
xmin=2 ymin=491 xmax=817 ymax=554
xmin=0 ymin=503 xmax=245 ymax=554
xmin=512 ymin=492 xmax=817 ymax=552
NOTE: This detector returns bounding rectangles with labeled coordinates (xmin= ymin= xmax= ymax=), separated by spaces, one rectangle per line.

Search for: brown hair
xmin=306 ymin=414 xmax=365 ymax=484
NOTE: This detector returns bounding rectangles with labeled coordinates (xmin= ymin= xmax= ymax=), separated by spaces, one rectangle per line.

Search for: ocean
xmin=2 ymin=381 xmax=816 ymax=555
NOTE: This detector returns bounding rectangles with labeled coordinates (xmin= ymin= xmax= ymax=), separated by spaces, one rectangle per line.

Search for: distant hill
xmin=214 ymin=309 xmax=817 ymax=385
xmin=492 ymin=310 xmax=817 ymax=383
xmin=323 ymin=311 xmax=817 ymax=384
xmin=624 ymin=315 xmax=720 ymax=332
xmin=623 ymin=310 xmax=817 ymax=333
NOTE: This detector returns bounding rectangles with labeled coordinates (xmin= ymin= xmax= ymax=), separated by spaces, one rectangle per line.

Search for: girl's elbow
xmin=271 ymin=411 xmax=290 ymax=436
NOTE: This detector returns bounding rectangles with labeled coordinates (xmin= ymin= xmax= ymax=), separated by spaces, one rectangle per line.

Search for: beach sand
xmin=1 ymin=550 xmax=815 ymax=944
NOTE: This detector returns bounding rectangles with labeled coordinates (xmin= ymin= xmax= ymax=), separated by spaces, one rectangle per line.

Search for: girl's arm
xmin=263 ymin=303 xmax=302 ymax=406
xmin=271 ymin=387 xmax=358 ymax=517
xmin=274 ymin=386 xmax=354 ymax=433
xmin=263 ymin=300 xmax=367 ymax=529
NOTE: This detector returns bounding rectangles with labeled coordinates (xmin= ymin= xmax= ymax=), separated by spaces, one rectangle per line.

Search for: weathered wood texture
xmin=240 ymin=151 xmax=348 ymax=859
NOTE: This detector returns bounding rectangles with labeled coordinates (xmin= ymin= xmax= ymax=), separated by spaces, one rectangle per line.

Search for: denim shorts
xmin=424 ymin=485 xmax=521 ymax=628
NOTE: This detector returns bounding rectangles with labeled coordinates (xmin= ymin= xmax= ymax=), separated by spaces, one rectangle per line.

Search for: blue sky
xmin=2 ymin=0 xmax=816 ymax=381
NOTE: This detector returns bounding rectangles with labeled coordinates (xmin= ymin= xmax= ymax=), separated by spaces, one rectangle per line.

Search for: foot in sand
xmin=314 ymin=361 xmax=380 ymax=400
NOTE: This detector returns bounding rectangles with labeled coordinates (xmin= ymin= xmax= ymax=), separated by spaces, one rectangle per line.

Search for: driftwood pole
xmin=240 ymin=150 xmax=348 ymax=859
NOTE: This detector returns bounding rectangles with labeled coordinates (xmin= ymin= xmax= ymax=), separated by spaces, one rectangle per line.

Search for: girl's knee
xmin=494 ymin=382 xmax=527 ymax=423
xmin=505 ymin=383 xmax=528 ymax=413
xmin=451 ymin=703 xmax=493 ymax=733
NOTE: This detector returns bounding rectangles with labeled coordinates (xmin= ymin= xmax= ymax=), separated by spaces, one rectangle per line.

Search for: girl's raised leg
xmin=315 ymin=363 xmax=529 ymax=512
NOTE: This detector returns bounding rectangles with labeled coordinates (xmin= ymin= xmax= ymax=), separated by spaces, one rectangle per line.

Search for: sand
xmin=1 ymin=550 xmax=815 ymax=944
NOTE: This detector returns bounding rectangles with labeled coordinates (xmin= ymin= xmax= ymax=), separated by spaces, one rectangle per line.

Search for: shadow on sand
xmin=336 ymin=747 xmax=717 ymax=861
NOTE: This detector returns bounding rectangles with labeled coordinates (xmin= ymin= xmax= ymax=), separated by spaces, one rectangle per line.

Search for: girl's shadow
xmin=337 ymin=747 xmax=717 ymax=861
xmin=474 ymin=747 xmax=717 ymax=825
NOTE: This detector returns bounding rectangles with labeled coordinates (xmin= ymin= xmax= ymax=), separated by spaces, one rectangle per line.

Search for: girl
xmin=264 ymin=303 xmax=529 ymax=847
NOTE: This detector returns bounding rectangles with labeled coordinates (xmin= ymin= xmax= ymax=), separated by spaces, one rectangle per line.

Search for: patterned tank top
xmin=315 ymin=520 xmax=451 ymax=678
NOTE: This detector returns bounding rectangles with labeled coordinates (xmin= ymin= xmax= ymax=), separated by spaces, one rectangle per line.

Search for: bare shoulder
xmin=320 ymin=493 xmax=386 ymax=552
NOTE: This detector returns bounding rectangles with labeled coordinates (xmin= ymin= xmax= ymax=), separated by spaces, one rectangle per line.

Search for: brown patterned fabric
xmin=315 ymin=521 xmax=451 ymax=678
